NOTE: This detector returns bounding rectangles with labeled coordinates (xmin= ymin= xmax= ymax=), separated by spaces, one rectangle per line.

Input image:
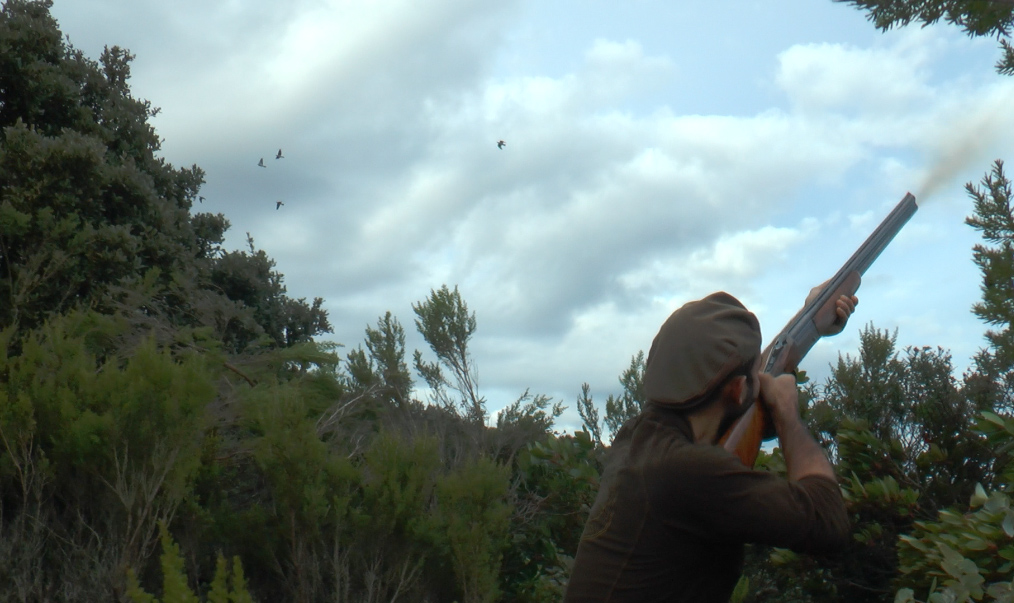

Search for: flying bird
xmin=198 ymin=196 xmax=205 ymax=203
xmin=276 ymin=201 xmax=284 ymax=210
xmin=276 ymin=149 xmax=284 ymax=159
xmin=497 ymin=140 xmax=506 ymax=149
xmin=257 ymin=158 xmax=266 ymax=168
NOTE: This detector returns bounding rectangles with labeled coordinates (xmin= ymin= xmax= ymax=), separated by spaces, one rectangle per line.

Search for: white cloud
xmin=303 ymin=27 xmax=1009 ymax=406
xmin=48 ymin=1 xmax=1014 ymax=428
xmin=848 ymin=210 xmax=875 ymax=231
xmin=617 ymin=219 xmax=818 ymax=299
xmin=776 ymin=34 xmax=934 ymax=115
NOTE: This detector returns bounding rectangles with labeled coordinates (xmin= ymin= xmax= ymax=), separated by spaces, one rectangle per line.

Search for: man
xmin=564 ymin=290 xmax=857 ymax=602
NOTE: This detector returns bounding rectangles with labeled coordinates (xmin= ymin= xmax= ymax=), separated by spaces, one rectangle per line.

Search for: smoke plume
xmin=916 ymin=87 xmax=1014 ymax=202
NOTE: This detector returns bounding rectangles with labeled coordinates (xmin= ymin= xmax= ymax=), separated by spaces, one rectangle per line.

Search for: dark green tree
xmin=836 ymin=0 xmax=1014 ymax=74
xmin=0 ymin=0 xmax=330 ymax=352
xmin=209 ymin=234 xmax=330 ymax=352
xmin=814 ymin=325 xmax=907 ymax=447
xmin=0 ymin=0 xmax=197 ymax=331
xmin=965 ymin=160 xmax=1014 ymax=418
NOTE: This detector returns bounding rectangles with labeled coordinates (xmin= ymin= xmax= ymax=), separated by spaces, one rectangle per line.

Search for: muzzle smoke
xmin=916 ymin=87 xmax=1014 ymax=202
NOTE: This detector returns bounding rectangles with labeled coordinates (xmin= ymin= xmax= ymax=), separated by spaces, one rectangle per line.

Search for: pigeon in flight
xmin=497 ymin=140 xmax=506 ymax=149
xmin=198 ymin=196 xmax=205 ymax=203
xmin=276 ymin=201 xmax=284 ymax=210
xmin=258 ymin=158 xmax=266 ymax=168
xmin=276 ymin=149 xmax=284 ymax=159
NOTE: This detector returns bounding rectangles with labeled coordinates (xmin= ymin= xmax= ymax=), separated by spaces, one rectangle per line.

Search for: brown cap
xmin=643 ymin=292 xmax=761 ymax=409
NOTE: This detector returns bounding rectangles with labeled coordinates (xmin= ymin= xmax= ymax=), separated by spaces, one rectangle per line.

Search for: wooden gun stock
xmin=720 ymin=193 xmax=918 ymax=466
xmin=718 ymin=399 xmax=771 ymax=467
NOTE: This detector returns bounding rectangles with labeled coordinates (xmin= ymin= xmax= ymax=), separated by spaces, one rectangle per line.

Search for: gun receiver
xmin=720 ymin=192 xmax=918 ymax=467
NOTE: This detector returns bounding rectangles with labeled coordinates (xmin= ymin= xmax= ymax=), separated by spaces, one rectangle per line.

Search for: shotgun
xmin=719 ymin=192 xmax=919 ymax=467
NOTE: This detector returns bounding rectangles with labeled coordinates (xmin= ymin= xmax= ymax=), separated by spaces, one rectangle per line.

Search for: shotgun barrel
xmin=720 ymin=192 xmax=918 ymax=466
xmin=762 ymin=192 xmax=918 ymax=375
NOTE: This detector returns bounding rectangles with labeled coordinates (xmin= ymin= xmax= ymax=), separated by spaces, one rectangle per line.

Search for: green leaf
xmin=730 ymin=575 xmax=750 ymax=603
xmin=985 ymin=492 xmax=1011 ymax=514
xmin=900 ymin=534 xmax=930 ymax=553
xmin=986 ymin=581 xmax=1013 ymax=602
xmin=971 ymin=483 xmax=988 ymax=508
xmin=980 ymin=411 xmax=1006 ymax=427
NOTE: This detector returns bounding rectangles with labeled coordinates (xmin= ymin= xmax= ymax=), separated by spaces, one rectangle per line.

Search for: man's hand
xmin=758 ymin=372 xmax=836 ymax=482
xmin=758 ymin=373 xmax=800 ymax=430
xmin=805 ymin=283 xmax=858 ymax=336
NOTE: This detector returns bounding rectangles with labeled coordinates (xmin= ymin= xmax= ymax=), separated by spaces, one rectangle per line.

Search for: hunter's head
xmin=642 ymin=292 xmax=761 ymax=415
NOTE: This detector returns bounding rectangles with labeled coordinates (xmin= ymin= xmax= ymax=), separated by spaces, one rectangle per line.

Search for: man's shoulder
xmin=625 ymin=414 xmax=737 ymax=476
xmin=640 ymin=434 xmax=740 ymax=478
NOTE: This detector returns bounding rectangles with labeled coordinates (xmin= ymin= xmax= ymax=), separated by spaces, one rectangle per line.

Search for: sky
xmin=49 ymin=0 xmax=1014 ymax=436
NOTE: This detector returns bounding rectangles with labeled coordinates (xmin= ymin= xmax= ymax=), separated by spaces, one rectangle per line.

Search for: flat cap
xmin=642 ymin=292 xmax=761 ymax=409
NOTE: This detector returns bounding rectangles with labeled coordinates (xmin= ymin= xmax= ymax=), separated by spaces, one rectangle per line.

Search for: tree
xmin=575 ymin=383 xmax=604 ymax=446
xmin=0 ymin=0 xmax=200 ymax=332
xmin=492 ymin=388 xmax=566 ymax=466
xmin=0 ymin=3 xmax=339 ymax=599
xmin=965 ymin=160 xmax=1014 ymax=417
xmin=362 ymin=311 xmax=413 ymax=407
xmin=125 ymin=523 xmax=256 ymax=603
xmin=433 ymin=456 xmax=513 ymax=603
xmin=0 ymin=0 xmax=330 ymax=353
xmin=836 ymin=0 xmax=1014 ymax=75
xmin=573 ymin=352 xmax=646 ymax=447
xmin=501 ymin=430 xmax=602 ymax=603
xmin=601 ymin=351 xmax=647 ymax=443
xmin=412 ymin=285 xmax=485 ymax=424
xmin=831 ymin=5 xmax=1014 ymax=598
xmin=885 ymin=159 xmax=1014 ymax=603
xmin=813 ymin=325 xmax=907 ymax=447
xmin=209 ymin=234 xmax=330 ymax=353
xmin=0 ymin=311 xmax=216 ymax=596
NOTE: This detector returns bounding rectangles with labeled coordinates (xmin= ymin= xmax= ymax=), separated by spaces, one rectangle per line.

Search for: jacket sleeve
xmin=644 ymin=443 xmax=851 ymax=554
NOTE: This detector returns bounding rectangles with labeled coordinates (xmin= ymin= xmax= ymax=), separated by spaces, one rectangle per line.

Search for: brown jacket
xmin=564 ymin=403 xmax=850 ymax=603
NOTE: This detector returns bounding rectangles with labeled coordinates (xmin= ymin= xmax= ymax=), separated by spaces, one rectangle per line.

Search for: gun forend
xmin=762 ymin=192 xmax=918 ymax=375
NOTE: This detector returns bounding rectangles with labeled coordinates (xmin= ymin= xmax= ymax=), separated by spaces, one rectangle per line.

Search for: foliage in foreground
xmin=894 ymin=411 xmax=1014 ymax=603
